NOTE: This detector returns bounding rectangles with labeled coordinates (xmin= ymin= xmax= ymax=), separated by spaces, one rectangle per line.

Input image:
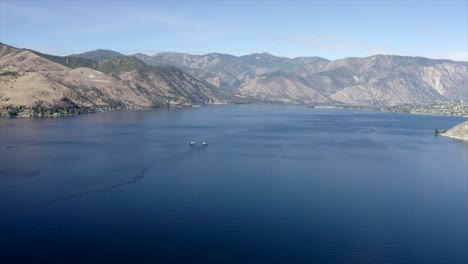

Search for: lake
xmin=0 ymin=104 xmax=467 ymax=264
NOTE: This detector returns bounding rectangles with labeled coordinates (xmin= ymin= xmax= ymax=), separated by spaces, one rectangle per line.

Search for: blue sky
xmin=1 ymin=0 xmax=467 ymax=60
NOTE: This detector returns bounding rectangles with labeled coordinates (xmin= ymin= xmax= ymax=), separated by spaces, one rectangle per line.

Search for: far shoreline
xmin=1 ymin=101 xmax=468 ymax=119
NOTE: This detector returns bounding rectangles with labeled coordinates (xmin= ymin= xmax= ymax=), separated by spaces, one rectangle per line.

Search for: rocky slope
xmin=0 ymin=44 xmax=222 ymax=112
xmin=442 ymin=121 xmax=468 ymax=141
xmin=133 ymin=52 xmax=289 ymax=89
xmin=138 ymin=52 xmax=468 ymax=105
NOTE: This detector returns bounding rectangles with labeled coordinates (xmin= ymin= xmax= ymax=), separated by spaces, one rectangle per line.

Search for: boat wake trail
xmin=1 ymin=140 xmax=98 ymax=150
xmin=36 ymin=166 xmax=154 ymax=208
xmin=4 ymin=146 xmax=205 ymax=213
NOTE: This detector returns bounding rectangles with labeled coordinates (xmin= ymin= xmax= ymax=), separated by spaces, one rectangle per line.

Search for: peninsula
xmin=441 ymin=121 xmax=468 ymax=142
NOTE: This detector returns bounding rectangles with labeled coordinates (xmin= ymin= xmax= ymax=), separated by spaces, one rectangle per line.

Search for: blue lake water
xmin=0 ymin=104 xmax=467 ymax=264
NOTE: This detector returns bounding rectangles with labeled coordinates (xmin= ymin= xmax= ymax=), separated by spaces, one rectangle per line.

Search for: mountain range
xmin=1 ymin=43 xmax=467 ymax=113
xmin=0 ymin=43 xmax=221 ymax=113
xmin=134 ymin=52 xmax=468 ymax=105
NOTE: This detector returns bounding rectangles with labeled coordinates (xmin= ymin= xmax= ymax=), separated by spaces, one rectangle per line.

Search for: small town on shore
xmin=378 ymin=101 xmax=468 ymax=117
xmin=309 ymin=100 xmax=468 ymax=117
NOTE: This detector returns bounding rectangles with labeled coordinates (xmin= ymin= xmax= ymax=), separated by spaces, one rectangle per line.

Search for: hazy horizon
xmin=1 ymin=0 xmax=467 ymax=61
xmin=3 ymin=41 xmax=468 ymax=63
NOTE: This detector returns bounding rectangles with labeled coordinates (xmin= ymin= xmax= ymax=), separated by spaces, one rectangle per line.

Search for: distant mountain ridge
xmin=72 ymin=49 xmax=125 ymax=60
xmin=135 ymin=51 xmax=467 ymax=105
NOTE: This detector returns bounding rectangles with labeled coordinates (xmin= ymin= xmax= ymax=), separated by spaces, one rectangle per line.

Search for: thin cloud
xmin=73 ymin=7 xmax=195 ymax=35
xmin=0 ymin=1 xmax=53 ymax=22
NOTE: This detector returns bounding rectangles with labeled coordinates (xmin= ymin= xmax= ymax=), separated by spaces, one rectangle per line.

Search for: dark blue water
xmin=1 ymin=105 xmax=467 ymax=264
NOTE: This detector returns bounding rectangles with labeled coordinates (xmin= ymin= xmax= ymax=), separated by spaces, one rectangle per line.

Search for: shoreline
xmin=440 ymin=133 xmax=468 ymax=142
xmin=0 ymin=102 xmax=228 ymax=118
xmin=2 ymin=102 xmax=468 ymax=119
